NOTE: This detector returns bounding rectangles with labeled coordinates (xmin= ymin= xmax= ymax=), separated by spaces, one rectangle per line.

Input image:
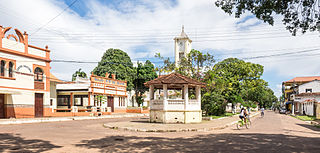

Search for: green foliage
xmin=203 ymin=58 xmax=277 ymax=112
xmin=215 ymin=0 xmax=320 ymax=35
xmin=202 ymin=91 xmax=227 ymax=116
xmin=155 ymin=49 xmax=215 ymax=80
xmin=210 ymin=112 xmax=236 ymax=119
xmin=92 ymin=48 xmax=135 ymax=90
xmin=178 ymin=49 xmax=215 ymax=80
xmin=72 ymin=68 xmax=87 ymax=81
xmin=133 ymin=60 xmax=158 ymax=106
xmin=295 ymin=115 xmax=316 ymax=121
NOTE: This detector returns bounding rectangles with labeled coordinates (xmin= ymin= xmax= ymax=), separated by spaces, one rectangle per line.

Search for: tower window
xmin=34 ymin=67 xmax=44 ymax=81
xmin=179 ymin=52 xmax=184 ymax=60
xmin=0 ymin=60 xmax=5 ymax=76
xmin=8 ymin=62 xmax=14 ymax=77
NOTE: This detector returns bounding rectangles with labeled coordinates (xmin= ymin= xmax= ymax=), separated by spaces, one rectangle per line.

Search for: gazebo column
xmin=196 ymin=86 xmax=201 ymax=110
xmin=163 ymin=84 xmax=168 ymax=110
xmin=149 ymin=85 xmax=154 ymax=100
xmin=184 ymin=84 xmax=188 ymax=110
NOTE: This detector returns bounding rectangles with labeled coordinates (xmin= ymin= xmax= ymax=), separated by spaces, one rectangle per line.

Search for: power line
xmin=30 ymin=0 xmax=79 ymax=36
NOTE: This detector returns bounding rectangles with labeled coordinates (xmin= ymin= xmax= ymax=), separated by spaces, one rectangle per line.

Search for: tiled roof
xmin=144 ymin=73 xmax=205 ymax=87
xmin=50 ymin=73 xmax=63 ymax=83
xmin=284 ymin=76 xmax=320 ymax=83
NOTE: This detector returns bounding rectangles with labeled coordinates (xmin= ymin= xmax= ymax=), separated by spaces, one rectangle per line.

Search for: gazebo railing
xmin=188 ymin=99 xmax=198 ymax=105
xmin=150 ymin=100 xmax=164 ymax=110
xmin=167 ymin=99 xmax=184 ymax=105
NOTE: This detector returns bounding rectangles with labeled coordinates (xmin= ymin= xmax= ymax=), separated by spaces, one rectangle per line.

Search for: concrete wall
xmin=150 ymin=110 xmax=202 ymax=124
xmin=298 ymin=80 xmax=320 ymax=94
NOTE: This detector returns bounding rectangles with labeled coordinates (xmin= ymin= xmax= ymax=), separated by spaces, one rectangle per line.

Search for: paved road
xmin=0 ymin=111 xmax=319 ymax=153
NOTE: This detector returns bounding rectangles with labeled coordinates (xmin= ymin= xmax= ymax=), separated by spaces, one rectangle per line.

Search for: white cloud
xmin=0 ymin=0 xmax=319 ymax=96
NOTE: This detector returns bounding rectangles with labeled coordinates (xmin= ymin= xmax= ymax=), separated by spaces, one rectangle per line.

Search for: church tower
xmin=174 ymin=25 xmax=192 ymax=67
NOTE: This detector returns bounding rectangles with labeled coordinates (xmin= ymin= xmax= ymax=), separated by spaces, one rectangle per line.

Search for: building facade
xmin=0 ymin=26 xmax=51 ymax=118
xmin=294 ymin=80 xmax=320 ymax=116
xmin=282 ymin=76 xmax=320 ymax=113
xmin=52 ymin=73 xmax=128 ymax=115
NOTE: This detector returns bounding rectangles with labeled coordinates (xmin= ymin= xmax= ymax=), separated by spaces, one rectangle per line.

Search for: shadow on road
xmin=75 ymin=133 xmax=320 ymax=153
xmin=0 ymin=133 xmax=61 ymax=152
xmin=296 ymin=123 xmax=320 ymax=132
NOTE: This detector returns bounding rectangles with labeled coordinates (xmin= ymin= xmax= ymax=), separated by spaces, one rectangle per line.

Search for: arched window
xmin=34 ymin=67 xmax=43 ymax=81
xmin=8 ymin=62 xmax=13 ymax=77
xmin=0 ymin=60 xmax=5 ymax=76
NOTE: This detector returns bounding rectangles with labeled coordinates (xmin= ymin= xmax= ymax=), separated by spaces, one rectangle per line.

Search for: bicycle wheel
xmin=236 ymin=121 xmax=241 ymax=130
xmin=245 ymin=121 xmax=251 ymax=129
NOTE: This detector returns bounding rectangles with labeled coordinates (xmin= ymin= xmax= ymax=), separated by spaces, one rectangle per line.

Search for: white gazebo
xmin=145 ymin=73 xmax=205 ymax=124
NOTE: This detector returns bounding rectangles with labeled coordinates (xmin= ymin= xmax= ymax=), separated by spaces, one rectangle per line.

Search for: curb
xmin=0 ymin=113 xmax=148 ymax=125
xmin=103 ymin=112 xmax=260 ymax=132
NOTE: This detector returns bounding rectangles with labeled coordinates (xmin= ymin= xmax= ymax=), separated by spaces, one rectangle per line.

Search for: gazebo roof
xmin=145 ymin=73 xmax=205 ymax=89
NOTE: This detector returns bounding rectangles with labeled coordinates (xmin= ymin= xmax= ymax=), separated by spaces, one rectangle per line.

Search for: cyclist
xmin=261 ymin=107 xmax=265 ymax=117
xmin=239 ymin=107 xmax=248 ymax=123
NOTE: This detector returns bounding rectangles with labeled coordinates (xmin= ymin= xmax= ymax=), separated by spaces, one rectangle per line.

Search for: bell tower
xmin=174 ymin=25 xmax=192 ymax=67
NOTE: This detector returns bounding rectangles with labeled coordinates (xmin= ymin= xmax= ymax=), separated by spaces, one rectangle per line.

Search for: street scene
xmin=0 ymin=111 xmax=319 ymax=152
xmin=1 ymin=0 xmax=320 ymax=152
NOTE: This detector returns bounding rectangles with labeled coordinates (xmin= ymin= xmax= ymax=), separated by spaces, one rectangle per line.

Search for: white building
xmin=294 ymin=80 xmax=320 ymax=116
xmin=145 ymin=73 xmax=205 ymax=124
xmin=0 ymin=26 xmax=51 ymax=118
xmin=174 ymin=26 xmax=192 ymax=67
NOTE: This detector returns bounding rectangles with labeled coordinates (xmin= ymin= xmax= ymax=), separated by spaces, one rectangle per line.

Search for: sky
xmin=1 ymin=0 xmax=320 ymax=97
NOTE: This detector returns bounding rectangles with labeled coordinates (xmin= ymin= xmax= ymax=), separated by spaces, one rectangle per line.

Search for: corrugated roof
xmin=284 ymin=76 xmax=320 ymax=83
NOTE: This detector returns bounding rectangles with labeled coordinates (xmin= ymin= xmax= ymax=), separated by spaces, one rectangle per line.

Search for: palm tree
xmin=72 ymin=68 xmax=87 ymax=81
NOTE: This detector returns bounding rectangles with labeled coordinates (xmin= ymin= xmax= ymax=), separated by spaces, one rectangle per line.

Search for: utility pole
xmin=135 ymin=60 xmax=139 ymax=107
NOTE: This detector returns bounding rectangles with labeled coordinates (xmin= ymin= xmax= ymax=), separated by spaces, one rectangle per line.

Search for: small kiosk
xmin=145 ymin=73 xmax=205 ymax=123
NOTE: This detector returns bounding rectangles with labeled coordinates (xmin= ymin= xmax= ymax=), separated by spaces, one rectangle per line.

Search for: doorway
xmin=107 ymin=96 xmax=114 ymax=112
xmin=0 ymin=94 xmax=5 ymax=118
xmin=35 ymin=93 xmax=43 ymax=117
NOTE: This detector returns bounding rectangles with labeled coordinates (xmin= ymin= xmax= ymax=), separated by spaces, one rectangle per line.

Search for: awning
xmin=0 ymin=90 xmax=21 ymax=95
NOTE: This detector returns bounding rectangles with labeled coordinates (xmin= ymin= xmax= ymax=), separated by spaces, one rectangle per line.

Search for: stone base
xmin=149 ymin=110 xmax=202 ymax=124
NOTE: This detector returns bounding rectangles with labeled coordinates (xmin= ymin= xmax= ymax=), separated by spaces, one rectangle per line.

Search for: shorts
xmin=239 ymin=116 xmax=245 ymax=119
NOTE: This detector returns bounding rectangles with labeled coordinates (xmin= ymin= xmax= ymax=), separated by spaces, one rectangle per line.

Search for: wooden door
xmin=35 ymin=93 xmax=43 ymax=117
xmin=0 ymin=94 xmax=5 ymax=118
xmin=107 ymin=96 xmax=114 ymax=112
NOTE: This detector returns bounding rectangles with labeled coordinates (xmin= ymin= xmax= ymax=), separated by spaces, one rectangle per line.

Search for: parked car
xmin=279 ymin=108 xmax=287 ymax=114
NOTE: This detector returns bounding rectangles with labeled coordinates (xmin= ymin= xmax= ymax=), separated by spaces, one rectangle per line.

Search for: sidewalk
xmin=0 ymin=113 xmax=148 ymax=125
xmin=104 ymin=112 xmax=260 ymax=132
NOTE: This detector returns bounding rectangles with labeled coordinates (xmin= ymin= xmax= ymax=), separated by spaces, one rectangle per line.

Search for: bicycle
xmin=236 ymin=118 xmax=251 ymax=130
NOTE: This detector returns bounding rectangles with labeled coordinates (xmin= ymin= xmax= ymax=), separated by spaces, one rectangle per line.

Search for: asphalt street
xmin=0 ymin=111 xmax=319 ymax=153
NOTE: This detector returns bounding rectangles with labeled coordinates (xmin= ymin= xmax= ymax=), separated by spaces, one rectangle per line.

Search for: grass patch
xmin=210 ymin=113 xmax=237 ymax=119
xmin=295 ymin=115 xmax=316 ymax=121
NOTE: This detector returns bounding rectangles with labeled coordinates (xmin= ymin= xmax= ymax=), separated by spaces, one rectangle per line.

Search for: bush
xmin=201 ymin=91 xmax=227 ymax=116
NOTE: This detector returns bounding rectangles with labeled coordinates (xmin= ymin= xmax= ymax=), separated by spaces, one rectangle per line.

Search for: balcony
xmin=34 ymin=81 xmax=44 ymax=90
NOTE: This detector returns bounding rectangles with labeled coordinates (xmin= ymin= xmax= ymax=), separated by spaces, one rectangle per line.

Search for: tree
xmin=72 ymin=68 xmax=87 ymax=81
xmin=133 ymin=60 xmax=158 ymax=107
xmin=92 ymin=48 xmax=135 ymax=90
xmin=155 ymin=49 xmax=215 ymax=80
xmin=179 ymin=49 xmax=215 ymax=80
xmin=215 ymin=0 xmax=320 ymax=35
xmin=203 ymin=58 xmax=270 ymax=114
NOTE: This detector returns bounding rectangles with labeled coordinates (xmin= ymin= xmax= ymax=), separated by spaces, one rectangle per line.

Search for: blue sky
xmin=1 ymin=0 xmax=320 ymax=97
